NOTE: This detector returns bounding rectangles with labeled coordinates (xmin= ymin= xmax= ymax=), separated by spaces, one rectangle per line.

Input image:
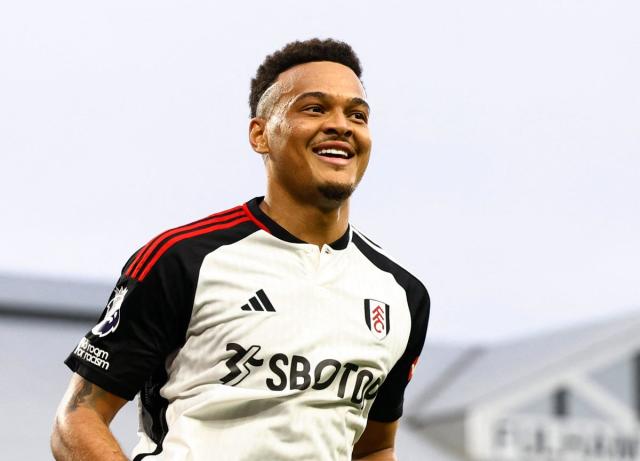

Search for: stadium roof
xmin=0 ymin=272 xmax=111 ymax=321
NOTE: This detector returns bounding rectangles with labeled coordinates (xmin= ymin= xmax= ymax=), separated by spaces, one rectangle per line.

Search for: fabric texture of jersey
xmin=65 ymin=197 xmax=430 ymax=461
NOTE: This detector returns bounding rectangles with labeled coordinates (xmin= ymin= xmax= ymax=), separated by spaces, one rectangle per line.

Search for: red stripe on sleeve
xmin=137 ymin=216 xmax=250 ymax=281
xmin=126 ymin=206 xmax=244 ymax=279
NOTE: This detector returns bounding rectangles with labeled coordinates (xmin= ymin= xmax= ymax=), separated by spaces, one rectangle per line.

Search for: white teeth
xmin=316 ymin=148 xmax=350 ymax=158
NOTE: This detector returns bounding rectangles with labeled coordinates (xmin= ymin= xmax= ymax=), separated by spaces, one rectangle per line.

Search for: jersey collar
xmin=245 ymin=197 xmax=351 ymax=250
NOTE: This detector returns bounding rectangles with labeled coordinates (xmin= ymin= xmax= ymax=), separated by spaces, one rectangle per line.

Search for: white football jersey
xmin=66 ymin=197 xmax=430 ymax=461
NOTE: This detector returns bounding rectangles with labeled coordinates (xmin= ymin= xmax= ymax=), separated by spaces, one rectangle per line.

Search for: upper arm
xmin=64 ymin=247 xmax=193 ymax=400
xmin=57 ymin=373 xmax=128 ymax=425
xmin=352 ymin=419 xmax=399 ymax=460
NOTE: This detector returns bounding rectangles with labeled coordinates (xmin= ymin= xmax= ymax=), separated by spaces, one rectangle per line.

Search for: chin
xmin=317 ymin=182 xmax=356 ymax=203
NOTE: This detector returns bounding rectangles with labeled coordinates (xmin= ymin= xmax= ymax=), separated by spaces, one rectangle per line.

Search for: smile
xmin=314 ymin=148 xmax=353 ymax=159
xmin=311 ymin=141 xmax=356 ymax=164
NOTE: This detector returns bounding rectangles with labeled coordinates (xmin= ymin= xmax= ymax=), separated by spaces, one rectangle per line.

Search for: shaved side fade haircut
xmin=249 ymin=38 xmax=363 ymax=118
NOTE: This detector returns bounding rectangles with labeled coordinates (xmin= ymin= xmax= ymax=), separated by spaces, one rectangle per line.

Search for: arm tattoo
xmin=67 ymin=380 xmax=106 ymax=412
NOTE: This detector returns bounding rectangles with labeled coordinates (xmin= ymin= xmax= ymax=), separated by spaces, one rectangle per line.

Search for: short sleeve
xmin=64 ymin=248 xmax=193 ymax=400
xmin=368 ymin=281 xmax=430 ymax=422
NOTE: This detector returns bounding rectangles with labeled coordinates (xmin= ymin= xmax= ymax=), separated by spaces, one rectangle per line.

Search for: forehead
xmin=276 ymin=61 xmax=366 ymax=102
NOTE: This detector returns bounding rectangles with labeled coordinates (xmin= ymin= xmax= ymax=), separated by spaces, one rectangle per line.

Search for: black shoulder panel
xmin=351 ymin=231 xmax=430 ymax=422
xmin=65 ymin=220 xmax=257 ymax=389
xmin=66 ymin=217 xmax=260 ymax=455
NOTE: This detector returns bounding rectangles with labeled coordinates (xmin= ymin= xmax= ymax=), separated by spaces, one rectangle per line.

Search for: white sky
xmin=1 ymin=1 xmax=639 ymax=343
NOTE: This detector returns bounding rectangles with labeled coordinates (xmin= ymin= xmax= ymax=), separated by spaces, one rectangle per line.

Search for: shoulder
xmin=123 ymin=202 xmax=260 ymax=282
xmin=350 ymin=226 xmax=429 ymax=304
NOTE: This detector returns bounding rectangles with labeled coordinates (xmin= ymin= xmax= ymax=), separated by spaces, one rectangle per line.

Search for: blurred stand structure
xmin=402 ymin=317 xmax=640 ymax=460
xmin=1 ymin=273 xmax=639 ymax=460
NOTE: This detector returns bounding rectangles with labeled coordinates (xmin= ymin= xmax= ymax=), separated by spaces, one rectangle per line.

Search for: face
xmin=250 ymin=61 xmax=372 ymax=209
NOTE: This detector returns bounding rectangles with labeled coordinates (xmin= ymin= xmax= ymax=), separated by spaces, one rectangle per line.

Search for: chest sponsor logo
xmin=364 ymin=299 xmax=390 ymax=340
xmin=220 ymin=343 xmax=264 ymax=386
xmin=220 ymin=342 xmax=384 ymax=408
xmin=91 ymin=286 xmax=127 ymax=337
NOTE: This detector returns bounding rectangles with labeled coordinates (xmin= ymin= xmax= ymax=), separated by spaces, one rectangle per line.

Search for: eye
xmin=350 ymin=111 xmax=368 ymax=123
xmin=303 ymin=105 xmax=324 ymax=114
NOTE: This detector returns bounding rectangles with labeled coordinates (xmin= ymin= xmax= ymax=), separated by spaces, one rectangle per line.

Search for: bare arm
xmin=51 ymin=373 xmax=129 ymax=461
xmin=352 ymin=419 xmax=399 ymax=461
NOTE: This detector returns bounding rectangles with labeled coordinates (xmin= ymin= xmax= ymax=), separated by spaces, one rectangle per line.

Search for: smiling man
xmin=52 ymin=39 xmax=430 ymax=461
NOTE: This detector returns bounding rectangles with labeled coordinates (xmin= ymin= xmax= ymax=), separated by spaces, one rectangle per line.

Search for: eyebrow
xmin=293 ymin=91 xmax=370 ymax=112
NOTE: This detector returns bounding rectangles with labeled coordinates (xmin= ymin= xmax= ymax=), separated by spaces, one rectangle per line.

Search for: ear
xmin=249 ymin=118 xmax=269 ymax=154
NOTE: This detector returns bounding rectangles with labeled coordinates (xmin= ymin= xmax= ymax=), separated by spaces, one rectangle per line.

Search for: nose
xmin=322 ymin=109 xmax=352 ymax=138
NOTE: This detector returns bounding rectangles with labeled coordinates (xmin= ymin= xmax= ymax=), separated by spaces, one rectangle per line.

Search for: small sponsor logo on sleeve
xmin=73 ymin=337 xmax=110 ymax=370
xmin=408 ymin=356 xmax=419 ymax=382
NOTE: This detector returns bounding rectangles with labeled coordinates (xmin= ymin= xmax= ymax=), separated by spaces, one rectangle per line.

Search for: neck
xmin=260 ymin=187 xmax=350 ymax=248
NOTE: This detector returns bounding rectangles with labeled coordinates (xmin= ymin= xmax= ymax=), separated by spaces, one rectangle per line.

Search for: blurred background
xmin=1 ymin=1 xmax=639 ymax=459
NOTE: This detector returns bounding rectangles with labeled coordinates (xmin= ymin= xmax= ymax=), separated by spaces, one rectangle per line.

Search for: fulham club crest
xmin=364 ymin=299 xmax=390 ymax=340
xmin=92 ymin=286 xmax=127 ymax=337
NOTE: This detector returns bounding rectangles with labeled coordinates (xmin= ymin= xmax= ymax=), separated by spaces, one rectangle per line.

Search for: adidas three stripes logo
xmin=241 ymin=289 xmax=276 ymax=312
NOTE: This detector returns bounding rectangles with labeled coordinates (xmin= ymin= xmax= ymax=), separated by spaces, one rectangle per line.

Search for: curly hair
xmin=249 ymin=38 xmax=363 ymax=118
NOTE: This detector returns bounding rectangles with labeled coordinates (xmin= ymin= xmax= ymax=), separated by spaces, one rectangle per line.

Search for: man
xmin=52 ymin=38 xmax=430 ymax=461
